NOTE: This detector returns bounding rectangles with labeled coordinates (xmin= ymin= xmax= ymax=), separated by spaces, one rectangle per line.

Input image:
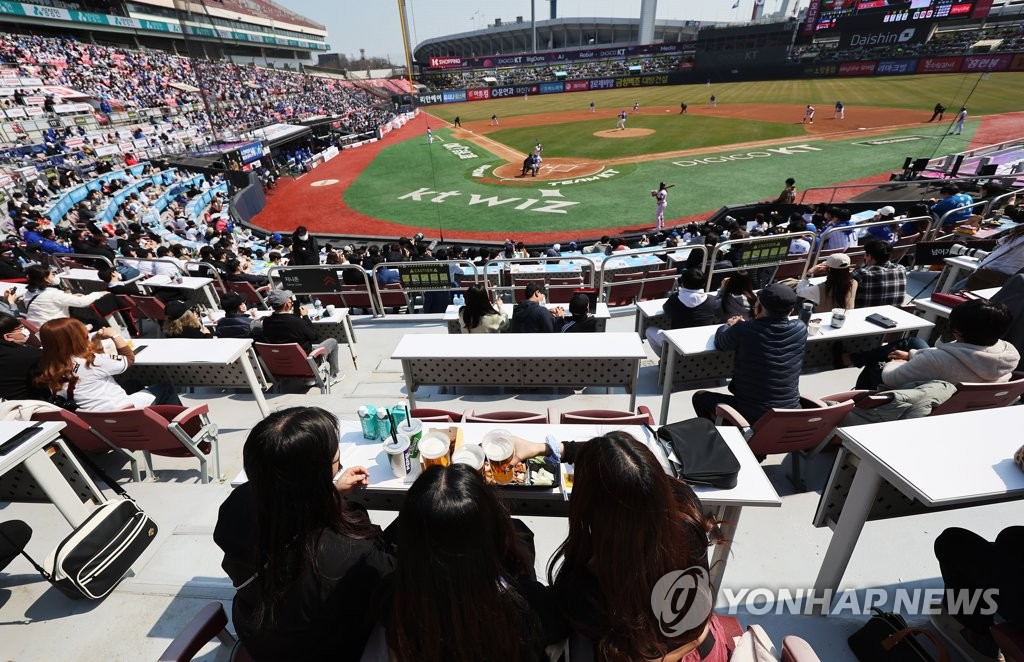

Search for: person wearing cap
xmin=162 ymin=300 xmax=214 ymax=339
xmin=692 ymin=283 xmax=806 ymax=425
xmin=852 ymin=240 xmax=906 ymax=308
xmin=544 ymin=243 xmax=561 ymax=258
xmin=646 ymin=269 xmax=720 ymax=356
xmin=864 ymin=206 xmax=897 ymax=244
xmin=261 ymin=289 xmax=341 ymax=379
xmin=509 ymin=282 xmax=564 ymax=333
xmin=215 ymin=293 xmax=256 ymax=339
xmin=797 ymin=253 xmax=858 ymax=313
xmin=929 ymin=185 xmax=974 ymax=228
xmin=651 ymin=182 xmax=673 ymax=231
xmin=558 ymin=292 xmax=597 ymax=333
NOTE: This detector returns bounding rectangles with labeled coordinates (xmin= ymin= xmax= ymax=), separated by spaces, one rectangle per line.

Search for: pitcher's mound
xmin=594 ymin=128 xmax=655 ymax=138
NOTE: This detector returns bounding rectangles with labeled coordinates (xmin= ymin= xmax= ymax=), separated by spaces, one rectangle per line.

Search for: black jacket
xmin=216 ymin=313 xmax=254 ymax=339
xmin=663 ymin=294 xmax=720 ymax=329
xmin=262 ymin=311 xmax=317 ymax=352
xmin=510 ymin=300 xmax=556 ymax=333
xmin=290 ymin=234 xmax=319 ymax=266
xmin=0 ymin=341 xmax=45 ymax=400
xmin=714 ymin=316 xmax=806 ymax=422
xmin=559 ymin=315 xmax=598 ymax=333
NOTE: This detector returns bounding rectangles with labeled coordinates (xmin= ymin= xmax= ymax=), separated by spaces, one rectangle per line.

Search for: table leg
xmin=238 ymin=352 xmax=271 ymax=418
xmin=628 ymin=359 xmax=639 ymax=411
xmin=343 ymin=316 xmax=359 ymax=369
xmin=402 ymin=360 xmax=417 ymax=408
xmin=811 ymin=460 xmax=883 ymax=615
xmin=659 ymin=345 xmax=678 ymax=425
xmin=23 ymin=448 xmax=91 ymax=528
xmin=709 ymin=505 xmax=741 ymax=598
xmin=202 ymin=284 xmax=219 ymax=308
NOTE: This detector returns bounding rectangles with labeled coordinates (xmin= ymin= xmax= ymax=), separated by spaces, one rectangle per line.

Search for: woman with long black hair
xmin=368 ymin=464 xmax=563 ymax=661
xmin=215 ymin=407 xmax=394 ymax=661
xmin=459 ymin=284 xmax=509 ymax=333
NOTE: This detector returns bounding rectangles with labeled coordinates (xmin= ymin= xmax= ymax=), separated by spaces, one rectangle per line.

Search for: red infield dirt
xmin=252 ymin=106 xmax=1016 ymax=243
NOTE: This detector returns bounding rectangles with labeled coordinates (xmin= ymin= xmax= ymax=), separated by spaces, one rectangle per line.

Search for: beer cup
xmin=482 ymin=430 xmax=515 ymax=485
xmin=419 ymin=432 xmax=451 ymax=470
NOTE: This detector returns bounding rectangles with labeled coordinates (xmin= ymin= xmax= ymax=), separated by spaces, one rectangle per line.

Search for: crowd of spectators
xmin=422 ymin=54 xmax=692 ymax=91
xmin=0 ymin=32 xmax=395 ymax=143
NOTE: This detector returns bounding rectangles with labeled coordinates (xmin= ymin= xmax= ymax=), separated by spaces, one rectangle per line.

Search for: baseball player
xmin=833 ymin=101 xmax=844 ymax=119
xmin=589 ymin=101 xmax=595 ymax=113
xmin=680 ymin=101 xmax=688 ymax=114
xmin=950 ymin=107 xmax=967 ymax=135
xmin=803 ymin=105 xmax=815 ymax=124
xmin=616 ymin=110 xmax=627 ymax=131
xmin=710 ymin=94 xmax=717 ymax=107
xmin=632 ymin=101 xmax=640 ymax=114
xmin=651 ymin=182 xmax=675 ymax=230
xmin=453 ymin=116 xmax=461 ymax=128
xmin=490 ymin=114 xmax=499 ymax=126
xmin=427 ymin=127 xmax=433 ymax=144
xmin=533 ymin=142 xmax=543 ymax=156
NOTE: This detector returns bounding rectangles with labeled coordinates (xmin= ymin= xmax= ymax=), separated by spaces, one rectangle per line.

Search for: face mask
xmin=49 ymin=274 xmax=60 ymax=285
xmin=299 ymin=234 xmax=309 ymax=241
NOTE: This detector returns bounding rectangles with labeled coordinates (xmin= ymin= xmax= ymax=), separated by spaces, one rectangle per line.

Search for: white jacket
xmin=26 ymin=287 xmax=108 ymax=328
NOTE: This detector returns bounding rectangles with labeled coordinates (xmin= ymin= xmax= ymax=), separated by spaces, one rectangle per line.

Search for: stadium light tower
xmin=397 ymin=0 xmax=415 ymax=96
xmin=638 ymin=0 xmax=657 ymax=45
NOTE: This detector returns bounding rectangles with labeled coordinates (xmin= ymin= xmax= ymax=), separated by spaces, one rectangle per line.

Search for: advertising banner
xmin=961 ymin=54 xmax=1011 ymax=72
xmin=539 ymin=81 xmax=564 ymax=94
xmin=838 ymin=61 xmax=877 ymax=76
xmin=875 ymin=59 xmax=918 ymax=75
xmin=429 ymin=57 xmax=462 ymax=68
xmin=441 ymin=90 xmax=467 ymax=103
xmin=422 ymin=42 xmax=692 ymax=70
xmin=466 ymin=88 xmax=490 ymax=101
xmin=490 ymin=86 xmax=517 ymax=98
xmin=917 ymin=56 xmax=962 ymax=73
xmin=1010 ymin=53 xmax=1024 ymax=71
xmin=565 ymin=80 xmax=590 ymax=92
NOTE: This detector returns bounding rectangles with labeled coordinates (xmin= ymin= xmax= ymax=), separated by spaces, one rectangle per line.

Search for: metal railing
xmin=705 ymin=231 xmax=817 ymax=290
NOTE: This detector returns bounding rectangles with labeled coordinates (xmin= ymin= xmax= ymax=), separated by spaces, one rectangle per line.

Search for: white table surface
xmin=0 ymin=422 xmax=57 ymax=474
xmin=205 ymin=308 xmax=349 ymax=324
xmin=392 ymin=332 xmax=646 ymax=360
xmin=912 ymin=287 xmax=999 ymax=319
xmin=233 ymin=422 xmax=781 ymax=510
xmin=442 ymin=303 xmax=610 ymax=321
xmin=662 ymin=305 xmax=933 ymax=356
xmin=132 ymin=338 xmax=253 ymax=363
xmin=62 ymin=268 xmax=102 ymax=282
xmin=139 ymin=274 xmax=213 ymax=290
xmin=840 ymin=407 xmax=1024 ymax=506
xmin=508 ymin=263 xmax=583 ymax=274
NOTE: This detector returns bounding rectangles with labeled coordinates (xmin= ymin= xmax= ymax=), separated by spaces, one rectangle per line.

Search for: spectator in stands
xmin=0 ymin=313 xmax=46 ymax=401
xmin=289 ymin=226 xmax=319 ymax=265
xmin=224 ymin=258 xmax=269 ymax=287
xmin=545 ymin=431 xmax=728 ymax=661
xmin=368 ymin=464 xmax=560 ymax=661
xmin=716 ymin=271 xmax=757 ymax=321
xmin=930 ymin=185 xmax=975 ymax=228
xmin=214 ymin=407 xmax=393 ymax=660
xmin=646 ymin=269 xmax=720 ymax=356
xmin=162 ymin=301 xmax=213 ymax=339
xmin=934 ymin=525 xmax=1024 ymax=658
xmin=23 ymin=265 xmax=109 ymax=329
xmin=558 ymin=292 xmax=597 ymax=333
xmin=796 ymin=253 xmax=858 ymax=313
xmin=510 ymin=282 xmax=563 ymax=333
xmin=962 ymin=221 xmax=1024 ymax=290
xmin=787 ymin=218 xmax=812 ymax=254
xmin=459 ymin=284 xmax=509 ymax=333
xmin=261 ymin=289 xmax=341 ymax=379
xmin=820 ymin=207 xmax=856 ymax=250
xmin=774 ymin=177 xmax=797 ymax=204
xmin=34 ymin=317 xmax=180 ymax=409
xmin=22 ymin=223 xmax=71 ymax=254
xmin=851 ymin=240 xmax=906 ymax=308
xmin=692 ymin=284 xmax=805 ymax=424
xmin=839 ymin=299 xmax=1019 ymax=390
xmin=583 ymin=235 xmax=612 ymax=255
xmin=216 ymin=293 xmax=256 ymax=339
xmin=864 ymin=206 xmax=897 ymax=243
xmin=544 ymin=243 xmax=561 ymax=258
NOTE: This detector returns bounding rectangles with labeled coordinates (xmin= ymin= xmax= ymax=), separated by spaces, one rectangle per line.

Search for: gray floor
xmin=0 ymin=272 xmax=1010 ymax=660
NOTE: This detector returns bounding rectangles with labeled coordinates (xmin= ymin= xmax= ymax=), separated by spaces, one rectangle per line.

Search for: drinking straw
xmin=387 ymin=410 xmax=399 ymax=443
xmin=404 ymin=405 xmax=410 ymax=423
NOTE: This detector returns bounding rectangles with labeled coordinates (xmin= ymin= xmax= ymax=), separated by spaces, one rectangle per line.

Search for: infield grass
xmin=426 ymin=72 xmax=1024 ymax=122
xmin=486 ymin=115 xmax=806 ymax=160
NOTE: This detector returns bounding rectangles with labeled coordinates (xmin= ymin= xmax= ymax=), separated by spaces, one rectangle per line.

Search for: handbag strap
xmin=60 ymin=431 xmax=131 ymax=500
xmin=882 ymin=627 xmax=951 ymax=662
xmin=0 ymin=526 xmax=50 ymax=580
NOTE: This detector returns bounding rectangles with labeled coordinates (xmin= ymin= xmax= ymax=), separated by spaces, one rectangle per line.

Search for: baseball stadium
xmin=3 ymin=0 xmax=1024 ymax=659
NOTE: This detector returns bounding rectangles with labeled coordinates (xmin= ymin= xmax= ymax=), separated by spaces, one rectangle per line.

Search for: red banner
xmin=565 ymin=80 xmax=590 ymax=91
xmin=917 ymin=56 xmax=962 ymax=73
xmin=466 ymin=88 xmax=490 ymax=101
xmin=1010 ymin=54 xmax=1024 ymax=71
xmin=838 ymin=61 xmax=876 ymax=76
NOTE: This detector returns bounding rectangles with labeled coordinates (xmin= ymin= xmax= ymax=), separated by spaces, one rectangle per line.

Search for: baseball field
xmin=253 ymin=72 xmax=1024 ymax=242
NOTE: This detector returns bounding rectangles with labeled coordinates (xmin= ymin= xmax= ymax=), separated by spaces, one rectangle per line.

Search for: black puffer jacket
xmin=714 ymin=315 xmax=806 ymax=422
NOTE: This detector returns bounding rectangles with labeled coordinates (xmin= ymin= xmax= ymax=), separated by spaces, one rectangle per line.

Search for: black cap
xmin=164 ymin=300 xmax=190 ymax=321
xmin=220 ymin=292 xmax=244 ymax=311
xmin=757 ymin=284 xmax=798 ymax=315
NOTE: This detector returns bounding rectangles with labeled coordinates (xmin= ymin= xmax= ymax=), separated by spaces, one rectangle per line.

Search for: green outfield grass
xmin=426 ymin=72 xmax=1024 ymax=122
xmin=486 ymin=114 xmax=806 ymax=160
xmin=344 ymin=121 xmax=981 ymax=234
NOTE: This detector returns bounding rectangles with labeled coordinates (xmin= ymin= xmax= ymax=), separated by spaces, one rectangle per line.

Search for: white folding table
xmin=138 ymin=274 xmax=219 ymax=308
xmin=657 ymin=305 xmax=934 ymax=424
xmin=205 ymin=307 xmax=359 ymax=368
xmin=812 ymin=407 xmax=1024 ymax=614
xmin=129 ymin=338 xmax=272 ymax=417
xmin=911 ymin=287 xmax=999 ymax=341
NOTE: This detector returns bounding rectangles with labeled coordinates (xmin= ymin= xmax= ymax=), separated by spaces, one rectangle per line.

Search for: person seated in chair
xmin=558 ymin=292 xmax=598 ymax=333
xmin=162 ymin=301 xmax=214 ymax=339
xmin=215 ymin=293 xmax=256 ymax=339
xmin=837 ymin=299 xmax=1019 ymax=390
xmin=509 ymin=283 xmax=563 ymax=333
xmin=645 ymin=269 xmax=720 ymax=356
xmin=262 ymin=289 xmax=340 ymax=378
xmin=223 ymin=258 xmax=268 ymax=288
xmin=0 ymin=313 xmax=47 ymax=401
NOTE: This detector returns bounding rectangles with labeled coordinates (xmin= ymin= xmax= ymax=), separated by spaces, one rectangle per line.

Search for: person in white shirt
xmin=34 ymin=317 xmax=180 ymax=410
xmin=23 ymin=265 xmax=108 ymax=329
xmin=151 ymin=246 xmax=181 ymax=277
